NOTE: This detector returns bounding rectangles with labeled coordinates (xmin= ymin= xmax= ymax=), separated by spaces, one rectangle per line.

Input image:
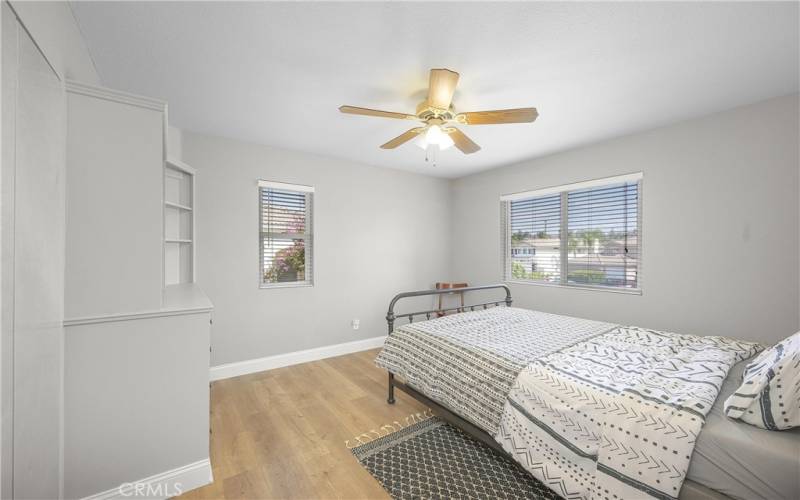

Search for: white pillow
xmin=724 ymin=331 xmax=800 ymax=430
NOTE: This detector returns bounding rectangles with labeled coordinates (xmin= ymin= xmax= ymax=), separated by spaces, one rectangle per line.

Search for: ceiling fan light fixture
xmin=416 ymin=124 xmax=454 ymax=150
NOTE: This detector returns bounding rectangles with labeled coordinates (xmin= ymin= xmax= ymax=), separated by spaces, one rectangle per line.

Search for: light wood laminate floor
xmin=178 ymin=349 xmax=426 ymax=499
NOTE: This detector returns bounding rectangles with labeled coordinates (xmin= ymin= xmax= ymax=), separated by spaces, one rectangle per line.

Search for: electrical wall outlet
xmin=351 ymin=319 xmax=360 ymax=330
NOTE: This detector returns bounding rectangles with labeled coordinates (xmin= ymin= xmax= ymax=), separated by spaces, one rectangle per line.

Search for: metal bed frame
xmin=384 ymin=283 xmax=512 ymax=454
xmin=382 ymin=285 xmax=731 ymax=500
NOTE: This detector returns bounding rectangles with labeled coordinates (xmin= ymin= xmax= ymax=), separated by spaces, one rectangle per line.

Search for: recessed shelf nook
xmin=164 ymin=157 xmax=196 ymax=285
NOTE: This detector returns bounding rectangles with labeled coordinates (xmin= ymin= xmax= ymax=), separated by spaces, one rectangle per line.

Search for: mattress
xmin=686 ymin=358 xmax=800 ymax=500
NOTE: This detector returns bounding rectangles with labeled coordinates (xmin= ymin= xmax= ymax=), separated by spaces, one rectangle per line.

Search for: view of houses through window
xmin=509 ymin=192 xmax=562 ymax=281
xmin=504 ymin=175 xmax=641 ymax=290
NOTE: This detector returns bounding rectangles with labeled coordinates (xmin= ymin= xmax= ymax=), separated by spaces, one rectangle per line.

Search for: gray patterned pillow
xmin=724 ymin=331 xmax=800 ymax=430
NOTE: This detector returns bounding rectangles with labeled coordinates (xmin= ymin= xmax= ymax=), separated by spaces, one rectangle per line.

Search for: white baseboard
xmin=82 ymin=458 xmax=212 ymax=500
xmin=210 ymin=335 xmax=387 ymax=381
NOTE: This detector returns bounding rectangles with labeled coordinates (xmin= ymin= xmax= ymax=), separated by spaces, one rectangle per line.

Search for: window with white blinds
xmin=259 ymin=180 xmax=314 ymax=287
xmin=502 ymin=173 xmax=641 ymax=292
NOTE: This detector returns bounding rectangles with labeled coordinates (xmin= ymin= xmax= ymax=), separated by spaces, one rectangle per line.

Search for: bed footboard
xmin=385 ymin=373 xmax=505 ymax=454
xmin=383 ymin=284 xmax=513 ymax=446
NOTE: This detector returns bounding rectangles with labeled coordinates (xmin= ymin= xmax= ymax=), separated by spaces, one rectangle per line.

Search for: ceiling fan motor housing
xmin=416 ymin=101 xmax=456 ymax=122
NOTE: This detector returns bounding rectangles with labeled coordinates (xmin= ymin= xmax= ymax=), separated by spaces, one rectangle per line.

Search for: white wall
xmin=451 ymin=94 xmax=800 ymax=345
xmin=167 ymin=124 xmax=183 ymax=160
xmin=8 ymin=1 xmax=99 ymax=84
xmin=182 ymin=132 xmax=452 ymax=365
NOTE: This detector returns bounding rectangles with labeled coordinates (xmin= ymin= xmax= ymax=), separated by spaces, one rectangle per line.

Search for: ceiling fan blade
xmin=339 ymin=105 xmax=416 ymax=120
xmin=380 ymin=127 xmax=424 ymax=149
xmin=459 ymin=107 xmax=539 ymax=125
xmin=447 ymin=127 xmax=481 ymax=154
xmin=427 ymin=68 xmax=459 ymax=110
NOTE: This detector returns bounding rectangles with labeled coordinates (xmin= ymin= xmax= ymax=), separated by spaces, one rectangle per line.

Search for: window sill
xmin=505 ymin=279 xmax=642 ymax=296
xmin=259 ymin=282 xmax=314 ymax=290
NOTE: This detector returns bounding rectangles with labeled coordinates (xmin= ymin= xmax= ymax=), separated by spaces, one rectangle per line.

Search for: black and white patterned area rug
xmin=350 ymin=416 xmax=559 ymax=500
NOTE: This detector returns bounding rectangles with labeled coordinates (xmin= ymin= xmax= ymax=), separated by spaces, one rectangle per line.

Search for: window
xmin=259 ymin=180 xmax=314 ymax=287
xmin=502 ymin=173 xmax=641 ymax=292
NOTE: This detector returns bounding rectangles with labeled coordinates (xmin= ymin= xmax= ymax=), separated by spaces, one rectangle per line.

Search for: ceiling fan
xmin=339 ymin=68 xmax=538 ymax=159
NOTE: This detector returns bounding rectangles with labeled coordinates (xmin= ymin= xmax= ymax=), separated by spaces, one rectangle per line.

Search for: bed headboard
xmin=386 ymin=284 xmax=512 ymax=334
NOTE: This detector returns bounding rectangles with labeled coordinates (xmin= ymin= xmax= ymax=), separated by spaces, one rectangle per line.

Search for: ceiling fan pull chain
xmin=424 ymin=143 xmax=439 ymax=167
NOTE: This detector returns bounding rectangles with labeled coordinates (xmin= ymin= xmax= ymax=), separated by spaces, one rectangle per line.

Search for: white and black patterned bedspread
xmin=496 ymin=327 xmax=762 ymax=500
xmin=374 ymin=307 xmax=616 ymax=434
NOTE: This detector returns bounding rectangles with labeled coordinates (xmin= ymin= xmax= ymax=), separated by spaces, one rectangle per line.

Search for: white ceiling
xmin=71 ymin=1 xmax=799 ymax=178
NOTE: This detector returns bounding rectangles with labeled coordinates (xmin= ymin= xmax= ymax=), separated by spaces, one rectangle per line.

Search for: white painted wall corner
xmin=210 ymin=335 xmax=387 ymax=381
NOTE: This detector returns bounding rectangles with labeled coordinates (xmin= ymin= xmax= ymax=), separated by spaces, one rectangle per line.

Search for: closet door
xmin=2 ymin=5 xmax=66 ymax=499
xmin=0 ymin=6 xmax=16 ymax=497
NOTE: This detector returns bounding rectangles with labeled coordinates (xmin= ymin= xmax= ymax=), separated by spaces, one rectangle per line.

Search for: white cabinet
xmin=64 ymin=309 xmax=212 ymax=498
xmin=65 ymin=81 xmax=165 ymax=318
xmin=165 ymin=158 xmax=196 ymax=285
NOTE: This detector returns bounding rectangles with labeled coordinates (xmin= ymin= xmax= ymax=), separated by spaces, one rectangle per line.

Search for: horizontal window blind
xmin=508 ymin=193 xmax=561 ymax=283
xmin=503 ymin=173 xmax=641 ymax=292
xmin=260 ymin=183 xmax=313 ymax=286
xmin=567 ymin=182 xmax=639 ymax=289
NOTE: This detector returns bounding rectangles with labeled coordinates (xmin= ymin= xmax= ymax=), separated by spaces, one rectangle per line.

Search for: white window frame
xmin=258 ymin=180 xmax=314 ymax=289
xmin=501 ymin=172 xmax=643 ymax=294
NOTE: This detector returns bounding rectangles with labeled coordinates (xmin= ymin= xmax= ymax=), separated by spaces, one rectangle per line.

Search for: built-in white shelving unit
xmin=64 ymin=82 xmax=213 ymax=497
xmin=164 ymin=158 xmax=196 ymax=285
